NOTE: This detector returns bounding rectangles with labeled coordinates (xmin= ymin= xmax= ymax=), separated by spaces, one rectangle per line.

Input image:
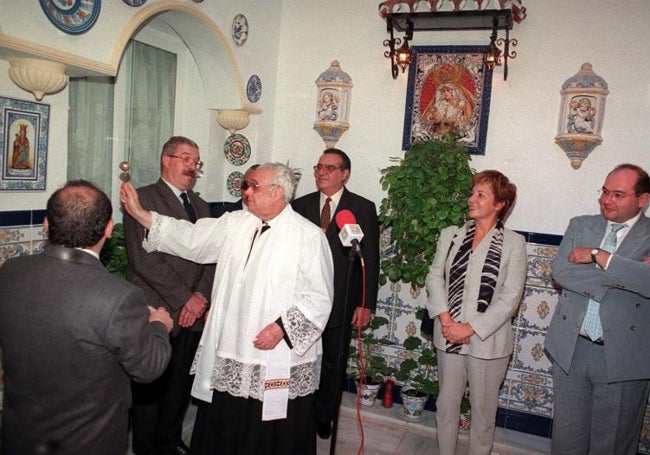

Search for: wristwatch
xmin=591 ymin=248 xmax=600 ymax=263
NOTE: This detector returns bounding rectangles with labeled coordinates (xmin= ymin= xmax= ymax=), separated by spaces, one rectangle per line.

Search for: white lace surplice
xmin=143 ymin=205 xmax=334 ymax=415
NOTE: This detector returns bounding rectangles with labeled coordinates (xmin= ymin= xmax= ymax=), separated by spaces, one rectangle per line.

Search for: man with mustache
xmin=124 ymin=136 xmax=215 ymax=455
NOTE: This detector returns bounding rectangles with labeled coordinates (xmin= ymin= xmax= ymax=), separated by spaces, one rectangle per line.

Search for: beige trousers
xmin=435 ymin=349 xmax=510 ymax=455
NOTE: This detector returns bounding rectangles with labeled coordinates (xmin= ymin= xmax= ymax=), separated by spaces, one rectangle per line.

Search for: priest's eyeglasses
xmin=241 ymin=180 xmax=277 ymax=192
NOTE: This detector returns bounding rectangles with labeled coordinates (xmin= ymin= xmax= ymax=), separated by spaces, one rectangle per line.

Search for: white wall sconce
xmin=8 ymin=58 xmax=68 ymax=101
xmin=555 ymin=63 xmax=609 ymax=169
xmin=216 ymin=105 xmax=262 ymax=135
xmin=313 ymin=60 xmax=353 ymax=149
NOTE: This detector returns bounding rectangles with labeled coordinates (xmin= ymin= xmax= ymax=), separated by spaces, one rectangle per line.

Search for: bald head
xmin=46 ymin=180 xmax=113 ymax=249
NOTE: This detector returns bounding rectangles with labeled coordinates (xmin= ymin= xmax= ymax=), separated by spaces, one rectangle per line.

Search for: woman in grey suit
xmin=425 ymin=170 xmax=527 ymax=455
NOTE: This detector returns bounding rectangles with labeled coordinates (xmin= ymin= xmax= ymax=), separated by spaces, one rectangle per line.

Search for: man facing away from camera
xmin=0 ymin=179 xmax=172 ymax=455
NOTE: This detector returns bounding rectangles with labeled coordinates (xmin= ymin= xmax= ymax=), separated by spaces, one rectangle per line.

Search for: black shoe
xmin=159 ymin=442 xmax=190 ymax=455
xmin=317 ymin=421 xmax=332 ymax=439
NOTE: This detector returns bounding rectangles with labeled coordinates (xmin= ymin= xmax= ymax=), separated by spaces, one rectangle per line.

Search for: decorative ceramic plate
xmin=224 ymin=133 xmax=251 ymax=166
xmin=122 ymin=0 xmax=147 ymax=6
xmin=226 ymin=171 xmax=245 ymax=197
xmin=246 ymin=75 xmax=262 ymax=103
xmin=232 ymin=13 xmax=249 ymax=46
xmin=39 ymin=0 xmax=101 ymax=35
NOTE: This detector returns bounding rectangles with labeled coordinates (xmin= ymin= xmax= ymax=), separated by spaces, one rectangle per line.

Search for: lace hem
xmin=191 ymin=345 xmax=321 ymax=400
xmin=283 ymin=305 xmax=322 ymax=355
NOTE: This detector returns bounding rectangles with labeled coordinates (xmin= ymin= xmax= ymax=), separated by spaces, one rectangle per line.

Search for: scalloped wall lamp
xmin=9 ymin=58 xmax=68 ymax=101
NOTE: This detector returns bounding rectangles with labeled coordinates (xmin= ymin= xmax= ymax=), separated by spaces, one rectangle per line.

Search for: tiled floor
xmin=128 ymin=392 xmax=551 ymax=454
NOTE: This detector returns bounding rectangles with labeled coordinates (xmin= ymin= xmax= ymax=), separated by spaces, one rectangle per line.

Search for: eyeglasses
xmin=168 ymin=154 xmax=204 ymax=170
xmin=313 ymin=164 xmax=344 ymax=172
xmin=598 ymin=188 xmax=639 ymax=201
xmin=241 ymin=180 xmax=277 ymax=192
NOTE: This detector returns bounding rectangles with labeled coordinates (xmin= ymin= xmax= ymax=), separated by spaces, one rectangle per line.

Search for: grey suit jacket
xmin=124 ymin=179 xmax=215 ymax=335
xmin=425 ymin=223 xmax=528 ymax=359
xmin=0 ymin=245 xmax=171 ymax=455
xmin=545 ymin=214 xmax=650 ymax=382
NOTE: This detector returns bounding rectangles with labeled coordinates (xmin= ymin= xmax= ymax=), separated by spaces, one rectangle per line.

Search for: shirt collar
xmin=610 ymin=211 xmax=642 ymax=231
xmin=320 ymin=187 xmax=344 ymax=208
xmin=76 ymin=247 xmax=100 ymax=260
xmin=161 ymin=177 xmax=185 ymax=202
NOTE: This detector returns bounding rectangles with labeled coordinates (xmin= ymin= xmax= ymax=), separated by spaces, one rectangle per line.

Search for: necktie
xmin=583 ymin=223 xmax=626 ymax=341
xmin=180 ymin=193 xmax=197 ymax=223
xmin=245 ymin=222 xmax=270 ymax=265
xmin=320 ymin=197 xmax=332 ymax=231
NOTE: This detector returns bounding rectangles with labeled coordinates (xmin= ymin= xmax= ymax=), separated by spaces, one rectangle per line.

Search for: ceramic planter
xmin=400 ymin=388 xmax=428 ymax=421
xmin=358 ymin=382 xmax=382 ymax=407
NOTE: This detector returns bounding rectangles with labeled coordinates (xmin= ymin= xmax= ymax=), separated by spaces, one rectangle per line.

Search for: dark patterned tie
xmin=320 ymin=197 xmax=332 ymax=231
xmin=180 ymin=192 xmax=197 ymax=223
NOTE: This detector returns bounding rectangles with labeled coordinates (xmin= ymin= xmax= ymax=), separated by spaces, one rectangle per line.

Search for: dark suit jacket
xmin=292 ymin=188 xmax=380 ymax=327
xmin=210 ymin=199 xmax=243 ymax=218
xmin=0 ymin=246 xmax=171 ymax=455
xmin=545 ymin=214 xmax=650 ymax=382
xmin=124 ymin=179 xmax=215 ymax=335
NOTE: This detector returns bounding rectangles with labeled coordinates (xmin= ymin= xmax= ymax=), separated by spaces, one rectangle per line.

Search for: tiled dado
xmin=1 ymin=211 xmax=649 ymax=453
xmin=0 ymin=210 xmax=47 ymax=266
xmin=368 ymin=228 xmax=650 ymax=453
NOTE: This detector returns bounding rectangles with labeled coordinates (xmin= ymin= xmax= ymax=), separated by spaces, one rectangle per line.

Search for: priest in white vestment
xmin=120 ymin=162 xmax=334 ymax=455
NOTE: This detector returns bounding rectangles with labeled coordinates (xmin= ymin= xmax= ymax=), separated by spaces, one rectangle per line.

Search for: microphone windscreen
xmin=335 ymin=209 xmax=357 ymax=228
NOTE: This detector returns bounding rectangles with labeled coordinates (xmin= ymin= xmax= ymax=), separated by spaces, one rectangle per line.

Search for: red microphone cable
xmin=335 ymin=210 xmax=367 ymax=455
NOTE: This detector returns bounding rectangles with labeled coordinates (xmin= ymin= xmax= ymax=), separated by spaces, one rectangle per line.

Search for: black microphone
xmin=335 ymin=209 xmax=364 ymax=259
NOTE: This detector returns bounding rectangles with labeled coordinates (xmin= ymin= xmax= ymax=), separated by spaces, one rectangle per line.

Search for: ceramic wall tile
xmin=511 ymin=328 xmax=553 ymax=376
xmin=507 ymin=377 xmax=554 ymax=417
xmin=514 ymin=285 xmax=559 ymax=331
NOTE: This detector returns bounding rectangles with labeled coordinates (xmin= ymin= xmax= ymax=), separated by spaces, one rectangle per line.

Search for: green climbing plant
xmin=379 ymin=135 xmax=474 ymax=290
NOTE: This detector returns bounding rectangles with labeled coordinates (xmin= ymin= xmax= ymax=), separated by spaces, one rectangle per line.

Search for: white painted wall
xmin=1 ymin=0 xmax=650 ymax=237
xmin=274 ymin=0 xmax=650 ymax=236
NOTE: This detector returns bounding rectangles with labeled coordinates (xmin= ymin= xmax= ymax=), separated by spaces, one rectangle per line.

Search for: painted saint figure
xmin=317 ymin=91 xmax=339 ymax=121
xmin=422 ymin=83 xmax=472 ymax=135
xmin=567 ymin=97 xmax=596 ymax=134
xmin=11 ymin=123 xmax=31 ymax=170
xmin=419 ymin=63 xmax=476 ymax=139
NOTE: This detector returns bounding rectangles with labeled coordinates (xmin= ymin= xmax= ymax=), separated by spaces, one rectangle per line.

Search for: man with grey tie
xmin=545 ymin=163 xmax=650 ymax=454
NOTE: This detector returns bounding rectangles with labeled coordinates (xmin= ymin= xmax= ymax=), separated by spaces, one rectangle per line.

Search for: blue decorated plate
xmin=224 ymin=133 xmax=251 ymax=166
xmin=227 ymin=171 xmax=245 ymax=198
xmin=39 ymin=0 xmax=101 ymax=35
xmin=232 ymin=13 xmax=249 ymax=46
xmin=246 ymin=75 xmax=262 ymax=104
